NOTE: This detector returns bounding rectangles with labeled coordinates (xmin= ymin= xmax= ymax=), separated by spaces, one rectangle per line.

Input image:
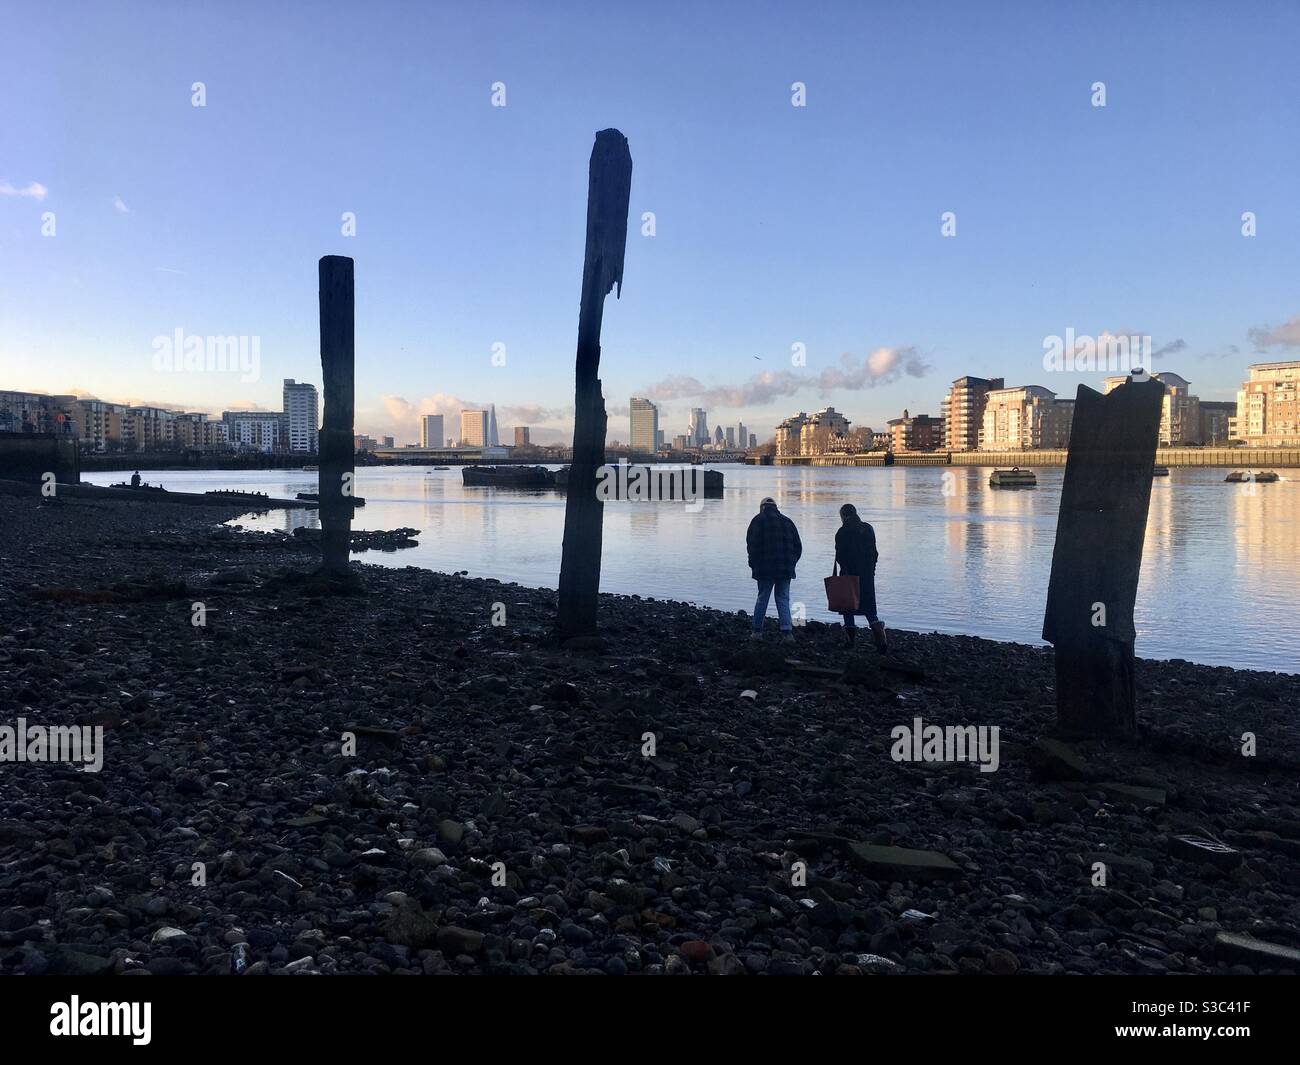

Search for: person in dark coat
xmin=746 ymin=496 xmax=802 ymax=640
xmin=835 ymin=503 xmax=887 ymax=652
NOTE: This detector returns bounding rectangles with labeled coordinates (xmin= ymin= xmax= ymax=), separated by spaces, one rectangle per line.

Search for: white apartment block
xmin=980 ymin=386 xmax=1071 ymax=450
xmin=460 ymin=409 xmax=489 ymax=447
xmin=420 ymin=414 xmax=445 ymax=448
xmin=282 ymin=379 xmax=320 ymax=452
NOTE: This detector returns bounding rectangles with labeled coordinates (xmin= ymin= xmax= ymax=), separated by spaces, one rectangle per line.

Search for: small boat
xmin=433 ymin=466 xmax=450 ymax=470
xmin=1152 ymin=465 xmax=1170 ymax=476
xmin=1224 ymin=470 xmax=1280 ymax=484
xmin=989 ymin=467 xmax=1036 ymax=488
xmin=301 ymin=465 xmax=318 ymax=472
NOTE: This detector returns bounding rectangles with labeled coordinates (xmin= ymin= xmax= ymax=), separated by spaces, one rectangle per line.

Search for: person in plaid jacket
xmin=746 ymin=496 xmax=802 ymax=640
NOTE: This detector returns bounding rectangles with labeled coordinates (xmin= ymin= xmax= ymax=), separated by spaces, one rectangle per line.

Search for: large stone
xmin=1027 ymin=738 xmax=1090 ymax=781
xmin=846 ymin=843 xmax=962 ymax=882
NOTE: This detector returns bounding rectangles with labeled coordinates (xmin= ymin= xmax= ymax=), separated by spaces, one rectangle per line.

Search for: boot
xmin=870 ymin=620 xmax=889 ymax=654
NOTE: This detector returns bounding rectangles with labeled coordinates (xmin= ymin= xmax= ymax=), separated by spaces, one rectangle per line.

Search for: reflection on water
xmin=85 ymin=464 xmax=1299 ymax=672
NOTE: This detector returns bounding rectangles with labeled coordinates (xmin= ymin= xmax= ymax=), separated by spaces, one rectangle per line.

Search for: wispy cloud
xmin=1248 ymin=315 xmax=1300 ymax=350
xmin=113 ymin=195 xmax=130 ymax=214
xmin=0 ymin=180 xmax=48 ymax=200
xmin=640 ymin=346 xmax=930 ymax=409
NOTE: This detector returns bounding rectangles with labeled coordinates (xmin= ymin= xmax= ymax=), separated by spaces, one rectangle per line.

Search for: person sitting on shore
xmin=746 ymin=496 xmax=802 ymax=641
xmin=130 ymin=471 xmax=141 ymax=488
xmin=835 ymin=502 xmax=888 ymax=653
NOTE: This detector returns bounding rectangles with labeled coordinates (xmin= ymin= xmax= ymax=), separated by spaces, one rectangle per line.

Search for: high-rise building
xmin=887 ymin=409 xmax=943 ymax=453
xmin=942 ymin=376 xmax=1004 ymax=452
xmin=725 ymin=426 xmax=735 ymax=448
xmin=688 ymin=408 xmax=709 ymax=447
xmin=282 ymin=379 xmax=319 ymax=452
xmin=460 ymin=409 xmax=489 ymax=447
xmin=713 ymin=425 xmax=725 ymax=447
xmin=1233 ymin=362 xmax=1299 ymax=446
xmin=420 ymin=414 xmax=445 ymax=449
xmin=749 ymin=433 xmax=757 ymax=449
xmin=514 ymin=426 xmax=531 ymax=446
xmin=487 ymin=404 xmax=500 ymax=447
xmin=737 ymin=422 xmax=747 ymax=451
xmin=629 ymin=397 xmax=659 ymax=454
xmin=979 ymin=387 xmax=1071 ymax=450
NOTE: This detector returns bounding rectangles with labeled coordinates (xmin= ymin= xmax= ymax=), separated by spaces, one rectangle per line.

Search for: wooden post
xmin=557 ymin=130 xmax=632 ymax=639
xmin=318 ymin=255 xmax=355 ymax=576
xmin=1042 ymin=373 xmax=1164 ymax=736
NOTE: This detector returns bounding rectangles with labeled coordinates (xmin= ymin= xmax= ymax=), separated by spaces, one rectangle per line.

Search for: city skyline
xmin=4 ymin=3 xmax=1299 ymax=445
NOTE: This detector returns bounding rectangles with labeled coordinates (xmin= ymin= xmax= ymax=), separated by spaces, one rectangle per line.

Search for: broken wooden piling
xmin=557 ymin=129 xmax=632 ymax=639
xmin=318 ymin=255 xmax=355 ymax=576
xmin=1042 ymin=373 xmax=1164 ymax=736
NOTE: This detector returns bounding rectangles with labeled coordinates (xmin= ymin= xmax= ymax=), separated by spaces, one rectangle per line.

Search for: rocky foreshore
xmin=1 ymin=495 xmax=1297 ymax=976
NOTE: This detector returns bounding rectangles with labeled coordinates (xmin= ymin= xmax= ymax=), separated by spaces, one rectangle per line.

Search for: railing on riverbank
xmin=775 ymin=447 xmax=1300 ymax=468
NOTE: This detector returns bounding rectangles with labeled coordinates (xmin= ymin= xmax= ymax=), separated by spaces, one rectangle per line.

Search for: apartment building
xmin=888 ymin=409 xmax=943 ymax=453
xmin=629 ymin=397 xmax=659 ymax=453
xmin=1103 ymin=372 xmax=1200 ymax=445
xmin=282 ymin=379 xmax=320 ymax=453
xmin=979 ymin=387 xmax=1071 ymax=450
xmin=460 ymin=409 xmax=489 ymax=447
xmin=942 ymin=376 xmax=1004 ymax=452
xmin=1234 ymin=361 xmax=1300 ymax=446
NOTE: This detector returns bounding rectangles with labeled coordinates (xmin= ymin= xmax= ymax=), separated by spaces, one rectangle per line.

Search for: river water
xmin=86 ymin=464 xmax=1299 ymax=673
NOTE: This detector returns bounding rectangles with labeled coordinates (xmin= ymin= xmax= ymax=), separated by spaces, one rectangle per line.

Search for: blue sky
xmin=2 ymin=0 xmax=1298 ymax=443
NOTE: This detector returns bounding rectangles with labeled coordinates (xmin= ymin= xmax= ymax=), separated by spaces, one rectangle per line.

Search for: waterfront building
xmin=979 ymin=387 xmax=1070 ymax=450
xmin=0 ymin=390 xmax=79 ymax=436
xmin=460 ymin=409 xmax=489 ymax=447
xmin=888 ymin=409 xmax=943 ymax=453
xmin=222 ymin=410 xmax=285 ymax=453
xmin=1234 ymin=361 xmax=1300 ymax=446
xmin=775 ymin=412 xmax=809 ymax=457
xmin=629 ymin=397 xmax=658 ymax=453
xmin=420 ymin=414 xmax=445 ymax=449
xmin=799 ymin=406 xmax=851 ymax=456
xmin=282 ymin=379 xmax=320 ymax=453
xmin=942 ymin=376 xmax=1004 ymax=452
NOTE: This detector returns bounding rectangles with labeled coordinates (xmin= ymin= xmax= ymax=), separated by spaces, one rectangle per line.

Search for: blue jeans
xmin=753 ymin=578 xmax=792 ymax=632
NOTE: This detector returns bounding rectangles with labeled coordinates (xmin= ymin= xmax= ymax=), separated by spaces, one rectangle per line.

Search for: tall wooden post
xmin=318 ymin=255 xmax=355 ymax=576
xmin=1042 ymin=373 xmax=1164 ymax=736
xmin=557 ymin=129 xmax=632 ymax=639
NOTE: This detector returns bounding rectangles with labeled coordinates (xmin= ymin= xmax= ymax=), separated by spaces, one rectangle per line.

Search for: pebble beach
xmin=1 ymin=494 xmax=1298 ymax=976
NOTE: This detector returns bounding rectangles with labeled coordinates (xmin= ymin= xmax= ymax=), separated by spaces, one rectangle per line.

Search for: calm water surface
xmin=87 ymin=464 xmax=1299 ymax=673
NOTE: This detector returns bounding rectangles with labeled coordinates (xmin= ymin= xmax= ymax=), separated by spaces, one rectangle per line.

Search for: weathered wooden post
xmin=557 ymin=129 xmax=632 ymax=639
xmin=318 ymin=255 xmax=355 ymax=577
xmin=1042 ymin=372 xmax=1164 ymax=736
